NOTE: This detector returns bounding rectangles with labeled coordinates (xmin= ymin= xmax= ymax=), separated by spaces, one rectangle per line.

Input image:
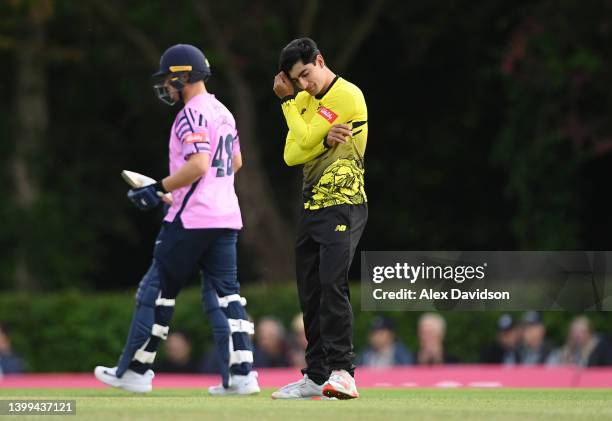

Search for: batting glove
xmin=127 ymin=181 xmax=167 ymax=211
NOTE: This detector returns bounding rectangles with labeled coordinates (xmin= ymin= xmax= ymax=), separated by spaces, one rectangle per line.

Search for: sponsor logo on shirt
xmin=318 ymin=106 xmax=338 ymax=124
xmin=184 ymin=132 xmax=208 ymax=144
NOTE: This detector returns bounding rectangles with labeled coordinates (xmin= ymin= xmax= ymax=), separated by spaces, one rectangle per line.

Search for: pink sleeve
xmin=182 ymin=132 xmax=211 ymax=158
xmin=175 ymin=108 xmax=211 ymax=159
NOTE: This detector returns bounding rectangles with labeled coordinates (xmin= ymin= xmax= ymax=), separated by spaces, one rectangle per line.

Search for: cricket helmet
xmin=152 ymin=44 xmax=211 ymax=105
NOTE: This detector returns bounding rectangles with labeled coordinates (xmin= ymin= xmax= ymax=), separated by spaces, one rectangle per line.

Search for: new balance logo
xmin=335 ymin=225 xmax=347 ymax=232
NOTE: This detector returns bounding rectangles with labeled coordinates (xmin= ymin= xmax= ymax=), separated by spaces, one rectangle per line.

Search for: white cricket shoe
xmin=208 ymin=371 xmax=260 ymax=396
xmin=322 ymin=369 xmax=359 ymax=399
xmin=271 ymin=374 xmax=323 ymax=400
xmin=94 ymin=366 xmax=154 ymax=393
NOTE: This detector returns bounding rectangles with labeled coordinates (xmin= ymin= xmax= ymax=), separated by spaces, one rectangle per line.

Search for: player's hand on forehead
xmin=273 ymin=71 xmax=294 ymax=98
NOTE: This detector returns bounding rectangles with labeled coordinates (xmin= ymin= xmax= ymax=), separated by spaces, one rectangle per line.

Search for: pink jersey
xmin=164 ymin=93 xmax=242 ymax=229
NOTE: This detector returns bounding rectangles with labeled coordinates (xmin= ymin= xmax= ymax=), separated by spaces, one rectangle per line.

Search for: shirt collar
xmin=315 ymin=76 xmax=340 ymax=100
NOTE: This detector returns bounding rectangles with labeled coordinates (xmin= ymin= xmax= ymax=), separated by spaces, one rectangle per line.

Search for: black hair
xmin=278 ymin=37 xmax=320 ymax=74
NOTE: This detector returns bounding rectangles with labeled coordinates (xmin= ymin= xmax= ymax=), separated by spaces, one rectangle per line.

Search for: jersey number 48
xmin=211 ymin=134 xmax=234 ymax=177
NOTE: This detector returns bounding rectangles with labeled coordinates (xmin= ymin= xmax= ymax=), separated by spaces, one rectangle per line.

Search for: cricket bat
xmin=121 ymin=170 xmax=172 ymax=201
xmin=121 ymin=170 xmax=157 ymax=188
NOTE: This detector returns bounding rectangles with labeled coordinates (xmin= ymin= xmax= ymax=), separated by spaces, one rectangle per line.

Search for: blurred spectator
xmin=547 ymin=315 xmax=612 ymax=367
xmin=416 ymin=313 xmax=459 ymax=365
xmin=253 ymin=317 xmax=291 ymax=368
xmin=357 ymin=317 xmax=412 ymax=367
xmin=288 ymin=313 xmax=307 ymax=368
xmin=518 ymin=311 xmax=553 ymax=365
xmin=155 ymin=331 xmax=199 ymax=373
xmin=480 ymin=314 xmax=521 ymax=365
xmin=0 ymin=323 xmax=25 ymax=375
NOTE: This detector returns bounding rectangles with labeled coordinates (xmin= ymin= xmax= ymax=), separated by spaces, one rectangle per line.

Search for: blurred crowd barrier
xmin=2 ymin=366 xmax=612 ymax=388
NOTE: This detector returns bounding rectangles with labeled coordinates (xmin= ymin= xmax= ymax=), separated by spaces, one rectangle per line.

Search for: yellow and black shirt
xmin=281 ymin=76 xmax=368 ymax=210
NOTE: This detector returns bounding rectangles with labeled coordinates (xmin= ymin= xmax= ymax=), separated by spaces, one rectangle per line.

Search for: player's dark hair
xmin=279 ymin=37 xmax=320 ymax=74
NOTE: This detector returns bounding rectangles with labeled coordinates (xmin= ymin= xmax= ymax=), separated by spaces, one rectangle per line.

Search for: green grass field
xmin=1 ymin=388 xmax=611 ymax=421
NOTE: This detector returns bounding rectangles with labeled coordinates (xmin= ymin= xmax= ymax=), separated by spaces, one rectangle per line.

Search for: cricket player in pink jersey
xmin=95 ymin=44 xmax=259 ymax=395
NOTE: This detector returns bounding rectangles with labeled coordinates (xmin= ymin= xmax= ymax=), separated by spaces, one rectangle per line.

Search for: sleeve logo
xmin=184 ymin=132 xmax=208 ymax=144
xmin=317 ymin=106 xmax=338 ymax=124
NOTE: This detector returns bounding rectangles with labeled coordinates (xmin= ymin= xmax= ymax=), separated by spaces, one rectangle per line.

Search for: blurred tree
xmin=3 ymin=0 xmax=92 ymax=290
xmin=193 ymin=0 xmax=294 ymax=282
xmin=494 ymin=1 xmax=612 ymax=248
xmin=0 ymin=0 xmax=610 ymax=291
xmin=10 ymin=0 xmax=50 ymax=290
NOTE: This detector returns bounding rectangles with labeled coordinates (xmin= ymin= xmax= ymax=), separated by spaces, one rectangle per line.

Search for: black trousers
xmin=296 ymin=203 xmax=368 ymax=384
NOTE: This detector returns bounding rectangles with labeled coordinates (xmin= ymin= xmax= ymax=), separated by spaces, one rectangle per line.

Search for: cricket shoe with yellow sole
xmin=322 ymin=369 xmax=359 ymax=400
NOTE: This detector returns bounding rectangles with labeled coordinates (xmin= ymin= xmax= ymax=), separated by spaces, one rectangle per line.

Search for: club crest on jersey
xmin=318 ymin=106 xmax=338 ymax=124
xmin=184 ymin=132 xmax=208 ymax=144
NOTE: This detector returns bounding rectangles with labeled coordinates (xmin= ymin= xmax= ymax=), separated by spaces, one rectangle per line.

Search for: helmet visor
xmin=153 ymin=82 xmax=177 ymax=106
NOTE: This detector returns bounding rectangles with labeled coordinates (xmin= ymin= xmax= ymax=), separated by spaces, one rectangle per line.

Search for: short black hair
xmin=278 ymin=37 xmax=320 ymax=74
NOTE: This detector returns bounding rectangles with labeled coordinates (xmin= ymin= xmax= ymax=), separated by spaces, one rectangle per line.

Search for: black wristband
xmin=153 ymin=180 xmax=168 ymax=194
xmin=280 ymin=94 xmax=296 ymax=104
xmin=323 ymin=135 xmax=332 ymax=149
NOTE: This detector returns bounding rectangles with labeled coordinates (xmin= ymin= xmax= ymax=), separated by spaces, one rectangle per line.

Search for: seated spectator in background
xmin=480 ymin=314 xmax=521 ymax=365
xmin=253 ymin=316 xmax=291 ymax=368
xmin=288 ymin=313 xmax=307 ymax=368
xmin=547 ymin=315 xmax=612 ymax=367
xmin=154 ymin=331 xmax=199 ymax=373
xmin=518 ymin=311 xmax=553 ymax=365
xmin=416 ymin=313 xmax=459 ymax=365
xmin=0 ymin=323 xmax=25 ymax=375
xmin=357 ymin=316 xmax=412 ymax=367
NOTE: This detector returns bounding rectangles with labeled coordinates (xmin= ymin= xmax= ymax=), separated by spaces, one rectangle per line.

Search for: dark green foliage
xmin=0 ymin=1 xmax=611 ymax=290
xmin=2 ymin=286 xmax=611 ymax=371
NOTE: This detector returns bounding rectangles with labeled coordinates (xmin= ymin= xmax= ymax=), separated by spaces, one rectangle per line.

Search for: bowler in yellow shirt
xmin=271 ymin=37 xmax=368 ymax=400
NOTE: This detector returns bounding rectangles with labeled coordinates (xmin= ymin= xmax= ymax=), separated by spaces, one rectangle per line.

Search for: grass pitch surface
xmin=1 ymin=388 xmax=610 ymax=421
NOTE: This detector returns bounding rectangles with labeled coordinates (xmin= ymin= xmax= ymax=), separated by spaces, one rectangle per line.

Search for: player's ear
xmin=316 ymin=54 xmax=325 ymax=68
